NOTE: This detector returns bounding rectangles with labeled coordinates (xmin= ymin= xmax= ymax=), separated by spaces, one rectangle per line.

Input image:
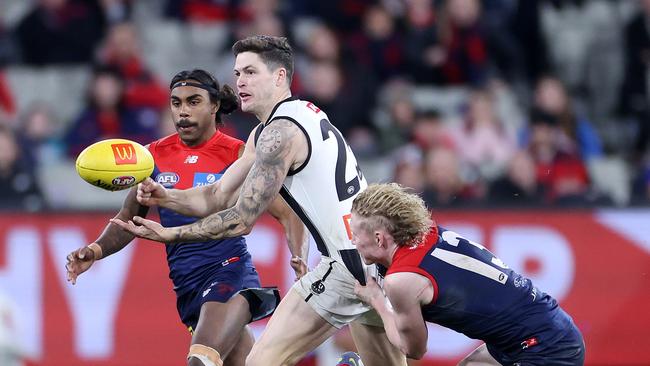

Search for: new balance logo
xmin=184 ymin=155 xmax=199 ymax=164
xmin=202 ymin=288 xmax=211 ymax=297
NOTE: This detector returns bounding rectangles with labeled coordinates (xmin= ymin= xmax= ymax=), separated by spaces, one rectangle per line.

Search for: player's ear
xmin=375 ymin=231 xmax=382 ymax=247
xmin=212 ymin=100 xmax=220 ymax=114
xmin=275 ymin=68 xmax=286 ymax=87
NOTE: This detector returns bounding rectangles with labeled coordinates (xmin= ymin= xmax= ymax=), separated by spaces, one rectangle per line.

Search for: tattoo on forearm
xmin=174 ymin=119 xmax=297 ymax=242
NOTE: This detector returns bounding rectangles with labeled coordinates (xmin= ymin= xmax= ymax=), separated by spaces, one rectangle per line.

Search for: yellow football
xmin=75 ymin=138 xmax=154 ymax=191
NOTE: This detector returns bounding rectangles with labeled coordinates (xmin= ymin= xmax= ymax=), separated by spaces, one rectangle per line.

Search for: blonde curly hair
xmin=352 ymin=183 xmax=433 ymax=246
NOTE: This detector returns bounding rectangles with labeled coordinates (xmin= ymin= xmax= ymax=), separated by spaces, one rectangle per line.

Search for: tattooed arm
xmin=136 ymin=126 xmax=260 ymax=216
xmin=111 ymin=119 xmax=308 ymax=243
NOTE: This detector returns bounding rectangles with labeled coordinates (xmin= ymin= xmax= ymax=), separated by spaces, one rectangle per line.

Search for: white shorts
xmin=292 ymin=257 xmax=383 ymax=329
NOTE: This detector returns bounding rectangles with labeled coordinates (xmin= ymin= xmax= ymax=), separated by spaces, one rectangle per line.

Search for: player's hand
xmin=289 ymin=256 xmax=308 ymax=281
xmin=110 ymin=216 xmax=175 ymax=243
xmin=65 ymin=246 xmax=96 ymax=285
xmin=137 ymin=177 xmax=167 ymax=207
xmin=354 ymin=277 xmax=384 ymax=306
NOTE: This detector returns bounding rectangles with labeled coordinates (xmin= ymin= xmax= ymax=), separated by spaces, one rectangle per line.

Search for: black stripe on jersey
xmin=264 ymin=96 xmax=297 ymax=125
xmin=267 ymin=116 xmax=312 ymax=176
xmin=254 ymin=123 xmax=264 ymax=145
xmin=279 ymin=186 xmax=330 ymax=257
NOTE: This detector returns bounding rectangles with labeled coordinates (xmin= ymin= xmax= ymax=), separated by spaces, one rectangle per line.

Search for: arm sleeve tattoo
xmin=171 ymin=119 xmax=299 ymax=242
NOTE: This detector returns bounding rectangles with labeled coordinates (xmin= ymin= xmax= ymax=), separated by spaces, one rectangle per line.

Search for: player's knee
xmin=187 ymin=344 xmax=223 ymax=366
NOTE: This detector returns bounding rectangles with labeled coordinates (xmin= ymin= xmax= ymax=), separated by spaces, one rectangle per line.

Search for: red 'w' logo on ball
xmin=111 ymin=144 xmax=137 ymax=165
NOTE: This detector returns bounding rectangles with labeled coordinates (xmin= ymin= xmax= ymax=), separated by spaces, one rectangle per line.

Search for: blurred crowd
xmin=0 ymin=0 xmax=649 ymax=211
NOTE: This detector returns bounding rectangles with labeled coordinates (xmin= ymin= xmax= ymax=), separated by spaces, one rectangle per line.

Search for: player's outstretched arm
xmin=143 ymin=125 xmax=260 ymax=217
xmin=268 ymin=195 xmax=309 ymax=280
xmin=66 ymin=187 xmax=148 ymax=284
xmin=138 ymin=178 xmax=232 ymax=217
xmin=111 ymin=119 xmax=306 ymax=243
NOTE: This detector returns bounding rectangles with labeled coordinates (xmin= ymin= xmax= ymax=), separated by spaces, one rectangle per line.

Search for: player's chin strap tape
xmin=171 ymin=81 xmax=219 ymax=95
xmin=187 ymin=344 xmax=222 ymax=366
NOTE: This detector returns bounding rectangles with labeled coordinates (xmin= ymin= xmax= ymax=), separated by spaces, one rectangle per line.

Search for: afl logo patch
xmin=310 ymin=280 xmax=325 ymax=295
xmin=156 ymin=172 xmax=179 ymax=188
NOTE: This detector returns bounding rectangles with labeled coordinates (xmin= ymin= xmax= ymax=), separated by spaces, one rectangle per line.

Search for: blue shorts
xmin=176 ymin=253 xmax=261 ymax=332
xmin=487 ymin=324 xmax=585 ymax=366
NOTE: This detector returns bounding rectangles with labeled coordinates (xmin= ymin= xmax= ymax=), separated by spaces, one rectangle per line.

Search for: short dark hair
xmin=170 ymin=69 xmax=239 ymax=126
xmin=232 ymin=35 xmax=294 ymax=84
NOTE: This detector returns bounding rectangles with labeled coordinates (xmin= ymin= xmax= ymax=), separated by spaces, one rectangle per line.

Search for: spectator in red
xmin=97 ymin=22 xmax=168 ymax=109
xmin=347 ymin=4 xmax=406 ymax=82
xmin=64 ymin=65 xmax=160 ymax=158
xmin=0 ymin=21 xmax=15 ymax=123
xmin=13 ymin=0 xmax=105 ymax=66
xmin=527 ymin=108 xmax=591 ymax=205
xmin=438 ymin=0 xmax=489 ymax=86
xmin=0 ymin=71 xmax=16 ymax=123
xmin=296 ymin=0 xmax=372 ymax=35
xmin=532 ymin=75 xmax=602 ymax=161
xmin=404 ymin=0 xmax=446 ymax=84
xmin=164 ymin=0 xmax=234 ymax=23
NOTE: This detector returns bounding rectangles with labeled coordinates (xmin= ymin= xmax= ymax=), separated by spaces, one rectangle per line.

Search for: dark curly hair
xmin=169 ymin=69 xmax=239 ymax=126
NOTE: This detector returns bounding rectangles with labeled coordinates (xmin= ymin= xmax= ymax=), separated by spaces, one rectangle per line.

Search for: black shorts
xmin=175 ymin=253 xmax=279 ymax=332
xmin=487 ymin=325 xmax=585 ymax=366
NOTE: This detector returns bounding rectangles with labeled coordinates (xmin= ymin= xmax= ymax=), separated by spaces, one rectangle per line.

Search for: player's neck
xmin=385 ymin=244 xmax=400 ymax=267
xmin=257 ymin=89 xmax=292 ymax=122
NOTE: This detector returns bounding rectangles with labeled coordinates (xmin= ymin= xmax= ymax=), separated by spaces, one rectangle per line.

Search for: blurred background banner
xmin=1 ymin=210 xmax=648 ymax=366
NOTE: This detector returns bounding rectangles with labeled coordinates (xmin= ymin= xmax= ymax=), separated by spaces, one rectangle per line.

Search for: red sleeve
xmin=387 ymin=226 xmax=440 ymax=304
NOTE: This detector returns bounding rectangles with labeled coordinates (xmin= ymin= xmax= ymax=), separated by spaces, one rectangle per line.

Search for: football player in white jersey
xmin=112 ymin=35 xmax=406 ymax=366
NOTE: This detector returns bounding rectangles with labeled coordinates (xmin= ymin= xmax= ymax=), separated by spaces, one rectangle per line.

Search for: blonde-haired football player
xmin=352 ymin=183 xmax=585 ymax=365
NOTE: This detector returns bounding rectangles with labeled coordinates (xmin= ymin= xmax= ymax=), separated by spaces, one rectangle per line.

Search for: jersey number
xmin=433 ymin=231 xmax=509 ymax=284
xmin=320 ymin=119 xmax=363 ymax=201
xmin=441 ymin=231 xmax=508 ymax=269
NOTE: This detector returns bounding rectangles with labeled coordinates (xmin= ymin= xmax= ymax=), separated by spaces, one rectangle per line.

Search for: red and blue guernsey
xmin=148 ymin=131 xmax=266 ymax=331
xmin=388 ymin=226 xmax=585 ymax=365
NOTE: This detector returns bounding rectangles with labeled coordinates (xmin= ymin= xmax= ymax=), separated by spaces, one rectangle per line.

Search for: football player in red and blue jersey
xmin=65 ymin=69 xmax=308 ymax=366
xmin=351 ymin=183 xmax=585 ymax=366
